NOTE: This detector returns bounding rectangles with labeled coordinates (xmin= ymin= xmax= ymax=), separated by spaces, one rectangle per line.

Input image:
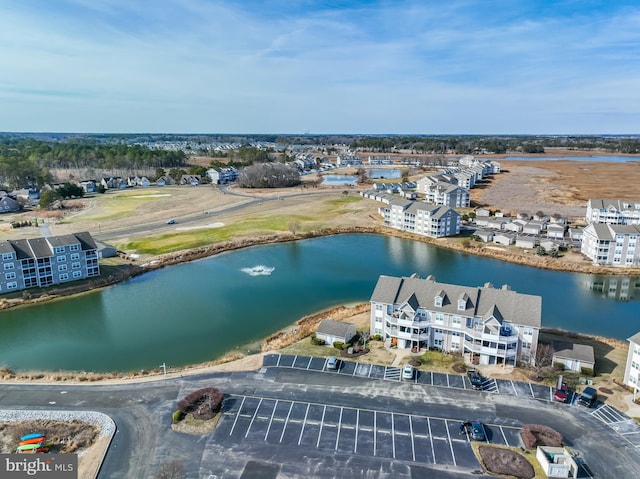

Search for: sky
xmin=1 ymin=0 xmax=639 ymax=135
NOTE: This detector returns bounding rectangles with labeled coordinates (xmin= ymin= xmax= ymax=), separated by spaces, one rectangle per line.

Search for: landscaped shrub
xmin=177 ymin=387 xmax=224 ymax=420
xmin=520 ymin=424 xmax=563 ymax=449
xmin=370 ymin=334 xmax=383 ymax=341
xmin=553 ymin=362 xmax=565 ymax=370
xmin=333 ymin=341 xmax=344 ymax=350
xmin=172 ymin=410 xmax=183 ymax=423
xmin=581 ymin=367 xmax=594 ymax=377
xmin=311 ymin=336 xmax=326 ymax=346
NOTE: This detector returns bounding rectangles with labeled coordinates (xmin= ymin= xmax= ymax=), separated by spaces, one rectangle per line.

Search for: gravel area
xmin=0 ymin=409 xmax=115 ymax=438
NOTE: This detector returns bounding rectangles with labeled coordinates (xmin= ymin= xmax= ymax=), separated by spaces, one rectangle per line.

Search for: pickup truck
xmin=578 ymin=386 xmax=597 ymax=407
xmin=467 ymin=369 xmax=483 ymax=389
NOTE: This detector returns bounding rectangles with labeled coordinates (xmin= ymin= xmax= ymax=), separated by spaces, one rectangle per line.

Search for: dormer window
xmin=434 ymin=296 xmax=443 ymax=307
xmin=457 ymin=299 xmax=466 ymax=311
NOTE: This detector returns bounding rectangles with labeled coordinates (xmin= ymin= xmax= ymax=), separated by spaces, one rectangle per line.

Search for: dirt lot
xmin=472 ymin=159 xmax=640 ymax=220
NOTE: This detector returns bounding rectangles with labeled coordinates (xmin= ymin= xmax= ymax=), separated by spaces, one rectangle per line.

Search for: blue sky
xmin=1 ymin=0 xmax=639 ymax=134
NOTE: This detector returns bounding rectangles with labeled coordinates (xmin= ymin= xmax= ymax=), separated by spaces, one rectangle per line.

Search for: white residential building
xmin=586 ymin=199 xmax=640 ymax=225
xmin=418 ymin=181 xmax=470 ymax=207
xmin=381 ymin=200 xmax=460 ymax=238
xmin=369 ymin=274 xmax=541 ymax=365
xmin=624 ymin=332 xmax=640 ymax=392
xmin=206 ymin=167 xmax=239 ymax=184
xmin=581 ymin=223 xmax=640 ymax=267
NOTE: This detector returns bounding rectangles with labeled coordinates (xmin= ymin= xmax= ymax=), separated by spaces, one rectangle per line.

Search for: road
xmin=93 ymin=185 xmax=353 ymax=243
xmin=2 ymin=361 xmax=639 ymax=478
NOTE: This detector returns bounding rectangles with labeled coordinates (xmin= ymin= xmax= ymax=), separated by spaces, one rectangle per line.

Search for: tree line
xmin=0 ymin=138 xmax=186 ymax=189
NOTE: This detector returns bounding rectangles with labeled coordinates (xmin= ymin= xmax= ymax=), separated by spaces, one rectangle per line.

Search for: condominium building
xmin=624 ymin=332 xmax=640 ymax=391
xmin=370 ymin=274 xmax=541 ymax=366
xmin=581 ymin=223 xmax=640 ymax=267
xmin=586 ymin=199 xmax=640 ymax=225
xmin=0 ymin=232 xmax=100 ymax=294
xmin=417 ymin=180 xmax=470 ymax=207
xmin=380 ymin=199 xmax=460 ymax=238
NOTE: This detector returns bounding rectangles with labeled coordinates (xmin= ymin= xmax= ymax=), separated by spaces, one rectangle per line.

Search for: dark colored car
xmin=467 ymin=369 xmax=482 ymax=389
xmin=578 ymin=386 xmax=597 ymax=407
xmin=470 ymin=421 xmax=485 ymax=441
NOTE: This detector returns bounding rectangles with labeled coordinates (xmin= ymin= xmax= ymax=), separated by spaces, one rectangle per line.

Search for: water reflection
xmin=583 ymin=275 xmax=640 ymax=301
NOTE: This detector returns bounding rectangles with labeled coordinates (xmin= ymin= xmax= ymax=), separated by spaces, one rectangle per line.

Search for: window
xmin=4 ymin=262 xmax=14 ymax=270
xmin=59 ymin=273 xmax=69 ymax=281
xmin=5 ymin=272 xmax=16 ymax=280
xmin=58 ymin=264 xmax=68 ymax=272
xmin=7 ymin=281 xmax=18 ymax=290
xmin=54 ymin=246 xmax=65 ymax=254
xmin=57 ymin=255 xmax=66 ymax=262
xmin=2 ymin=253 xmax=13 ymax=261
xmin=435 ymin=313 xmax=444 ymax=323
xmin=72 ymin=262 xmax=81 ymax=269
xmin=453 ymin=316 xmax=462 ymax=327
xmin=72 ymin=270 xmax=82 ymax=278
xmin=434 ymin=296 xmax=443 ymax=307
xmin=69 ymin=244 xmax=80 ymax=251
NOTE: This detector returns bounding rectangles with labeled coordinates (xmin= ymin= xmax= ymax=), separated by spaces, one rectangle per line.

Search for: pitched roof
xmin=317 ymin=319 xmax=354 ymax=338
xmin=552 ymin=340 xmax=595 ymax=364
xmin=370 ymin=274 xmax=542 ymax=328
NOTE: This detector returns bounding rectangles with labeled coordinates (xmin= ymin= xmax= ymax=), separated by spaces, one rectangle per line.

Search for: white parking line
xmin=279 ymin=402 xmax=294 ymax=443
xmin=298 ymin=403 xmax=310 ymax=446
xmin=430 ymin=371 xmax=434 ymax=385
xmin=245 ymin=398 xmax=263 ymax=438
xmin=335 ymin=407 xmax=343 ymax=450
xmin=317 ymin=405 xmax=327 ymax=448
xmin=293 ymin=355 xmax=298 ymax=367
xmin=374 ymin=411 xmax=377 ymax=456
xmin=528 ymin=383 xmax=535 ymax=398
xmin=276 ymin=354 xmax=282 ymax=367
xmin=445 ymin=419 xmax=457 ymax=467
xmin=462 ymin=377 xmax=467 ymax=389
xmin=265 ymin=399 xmax=278 ymax=441
xmin=500 ymin=426 xmax=509 ymax=446
xmin=510 ymin=380 xmax=518 ymax=395
xmin=427 ymin=417 xmax=435 ymax=464
xmin=391 ymin=413 xmax=396 ymax=459
xmin=354 ymin=409 xmax=359 ymax=453
xmin=446 ymin=374 xmax=450 ymax=388
xmin=229 ymin=396 xmax=246 ymax=436
xmin=306 ymin=357 xmax=312 ymax=369
xmin=409 ymin=416 xmax=416 ymax=462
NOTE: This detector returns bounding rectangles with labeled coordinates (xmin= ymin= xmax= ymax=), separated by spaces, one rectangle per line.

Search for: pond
xmin=0 ymin=234 xmax=637 ymax=372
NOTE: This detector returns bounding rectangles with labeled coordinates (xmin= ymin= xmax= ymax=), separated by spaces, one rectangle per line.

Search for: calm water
xmin=322 ymin=175 xmax=358 ymax=186
xmin=503 ymin=156 xmax=640 ymax=163
xmin=366 ymin=169 xmax=402 ymax=179
xmin=1 ymin=234 xmax=638 ymax=372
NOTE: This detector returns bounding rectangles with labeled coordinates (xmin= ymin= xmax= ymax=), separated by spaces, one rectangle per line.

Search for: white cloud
xmin=0 ymin=0 xmax=638 ymax=133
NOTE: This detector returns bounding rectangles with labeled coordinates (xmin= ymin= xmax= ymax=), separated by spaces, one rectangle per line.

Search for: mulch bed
xmin=452 ymin=364 xmax=467 ymax=374
xmin=478 ymin=446 xmax=535 ymax=479
xmin=340 ymin=348 xmax=370 ymax=358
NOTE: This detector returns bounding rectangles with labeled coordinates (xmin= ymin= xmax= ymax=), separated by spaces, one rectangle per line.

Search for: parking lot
xmin=263 ymin=354 xmax=559 ymax=403
xmin=214 ymin=394 xmax=523 ymax=468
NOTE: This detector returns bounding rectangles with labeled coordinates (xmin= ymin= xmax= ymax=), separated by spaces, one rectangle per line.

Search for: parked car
xmin=470 ymin=421 xmax=486 ymax=441
xmin=578 ymin=386 xmax=597 ymax=407
xmin=402 ymin=364 xmax=414 ymax=380
xmin=166 ymin=218 xmax=176 ymax=224
xmin=553 ymin=382 xmax=569 ymax=403
xmin=326 ymin=356 xmax=339 ymax=370
xmin=467 ymin=369 xmax=482 ymax=389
